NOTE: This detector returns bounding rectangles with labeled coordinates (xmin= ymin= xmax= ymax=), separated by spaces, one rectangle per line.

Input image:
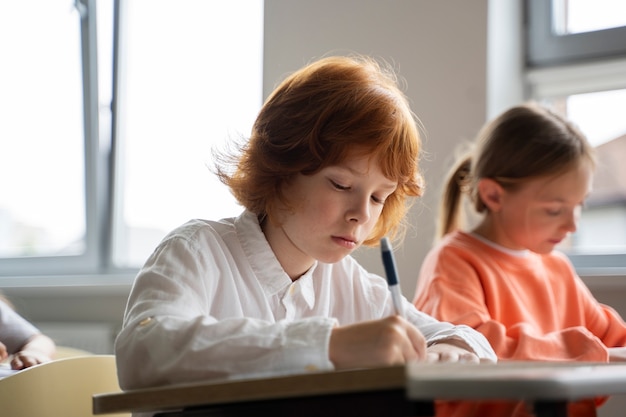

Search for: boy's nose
xmin=346 ymin=197 xmax=371 ymax=223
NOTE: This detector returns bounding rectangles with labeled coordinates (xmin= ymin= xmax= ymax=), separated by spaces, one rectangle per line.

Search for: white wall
xmin=263 ymin=0 xmax=489 ymax=297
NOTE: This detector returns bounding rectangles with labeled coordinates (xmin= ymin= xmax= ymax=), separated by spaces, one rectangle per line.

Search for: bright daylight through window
xmin=0 ymin=1 xmax=85 ymax=259
xmin=0 ymin=0 xmax=263 ymax=275
xmin=112 ymin=0 xmax=263 ymax=267
xmin=536 ymin=0 xmax=626 ymax=259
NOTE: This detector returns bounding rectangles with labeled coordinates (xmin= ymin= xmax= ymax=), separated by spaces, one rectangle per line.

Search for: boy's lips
xmin=332 ymin=235 xmax=358 ymax=249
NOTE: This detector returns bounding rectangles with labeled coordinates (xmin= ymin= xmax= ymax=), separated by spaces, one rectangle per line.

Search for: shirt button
xmin=139 ymin=317 xmax=153 ymax=326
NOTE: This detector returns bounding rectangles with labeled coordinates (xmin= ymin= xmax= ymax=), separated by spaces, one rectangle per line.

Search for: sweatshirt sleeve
xmin=413 ymin=243 xmax=609 ymax=362
xmin=566 ymin=263 xmax=626 ymax=348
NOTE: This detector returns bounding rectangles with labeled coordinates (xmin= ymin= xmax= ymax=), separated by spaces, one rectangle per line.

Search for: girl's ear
xmin=477 ymin=178 xmax=504 ymax=212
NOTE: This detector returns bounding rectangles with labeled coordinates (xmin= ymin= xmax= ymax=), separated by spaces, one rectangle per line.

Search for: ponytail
xmin=436 ymin=155 xmax=472 ymax=240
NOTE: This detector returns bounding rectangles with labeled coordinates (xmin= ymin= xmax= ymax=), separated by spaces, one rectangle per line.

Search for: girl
xmin=114 ymin=55 xmax=495 ymax=398
xmin=413 ymin=102 xmax=626 ymax=417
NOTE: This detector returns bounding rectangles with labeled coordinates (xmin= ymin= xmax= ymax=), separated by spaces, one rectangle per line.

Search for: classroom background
xmin=2 ymin=0 xmax=626 ymax=415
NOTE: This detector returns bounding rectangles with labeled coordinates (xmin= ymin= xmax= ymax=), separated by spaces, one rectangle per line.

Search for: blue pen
xmin=380 ymin=237 xmax=405 ymax=317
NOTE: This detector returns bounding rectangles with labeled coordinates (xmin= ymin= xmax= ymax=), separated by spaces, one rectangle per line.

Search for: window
xmin=526 ymin=0 xmax=626 ymax=274
xmin=557 ymin=0 xmax=626 ymax=34
xmin=0 ymin=0 xmax=263 ymax=279
xmin=0 ymin=0 xmax=96 ymax=275
xmin=111 ymin=0 xmax=263 ymax=267
xmin=0 ymin=1 xmax=85 ymax=258
xmin=526 ymin=0 xmax=626 ymax=67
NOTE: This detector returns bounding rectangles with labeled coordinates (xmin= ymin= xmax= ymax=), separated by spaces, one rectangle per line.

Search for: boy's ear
xmin=477 ymin=178 xmax=504 ymax=212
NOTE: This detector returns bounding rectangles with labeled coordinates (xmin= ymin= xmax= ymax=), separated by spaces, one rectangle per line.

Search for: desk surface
xmin=93 ymin=362 xmax=626 ymax=415
xmin=407 ymin=361 xmax=626 ymax=401
xmin=93 ymin=365 xmax=406 ymax=415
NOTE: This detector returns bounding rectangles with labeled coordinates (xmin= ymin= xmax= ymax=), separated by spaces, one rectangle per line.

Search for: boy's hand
xmin=329 ymin=315 xmax=427 ymax=369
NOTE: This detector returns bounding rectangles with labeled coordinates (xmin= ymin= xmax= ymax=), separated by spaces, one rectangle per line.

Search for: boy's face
xmin=268 ymin=152 xmax=397 ymax=277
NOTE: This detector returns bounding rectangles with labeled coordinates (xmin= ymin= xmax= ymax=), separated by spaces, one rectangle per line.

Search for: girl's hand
xmin=329 ymin=315 xmax=427 ymax=369
xmin=608 ymin=347 xmax=626 ymax=362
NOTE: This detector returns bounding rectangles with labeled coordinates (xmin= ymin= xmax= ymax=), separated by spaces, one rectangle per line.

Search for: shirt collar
xmin=234 ymin=210 xmax=317 ymax=309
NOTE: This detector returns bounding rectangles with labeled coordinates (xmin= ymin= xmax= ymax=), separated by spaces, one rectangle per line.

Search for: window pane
xmin=0 ymin=1 xmax=85 ymax=258
xmin=527 ymin=0 xmax=626 ymax=67
xmin=113 ymin=0 xmax=263 ymax=267
xmin=556 ymin=0 xmax=626 ymax=35
xmin=545 ymin=89 xmax=626 ymax=254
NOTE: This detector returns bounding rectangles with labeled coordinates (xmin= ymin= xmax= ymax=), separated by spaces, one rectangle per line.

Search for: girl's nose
xmin=564 ymin=209 xmax=579 ymax=233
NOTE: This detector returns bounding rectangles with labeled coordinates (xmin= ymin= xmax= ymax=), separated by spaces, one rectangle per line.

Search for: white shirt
xmin=115 ymin=210 xmax=495 ymax=392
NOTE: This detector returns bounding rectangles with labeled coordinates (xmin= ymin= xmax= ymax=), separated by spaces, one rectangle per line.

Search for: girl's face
xmin=265 ymin=152 xmax=397 ymax=280
xmin=480 ymin=161 xmax=593 ymax=254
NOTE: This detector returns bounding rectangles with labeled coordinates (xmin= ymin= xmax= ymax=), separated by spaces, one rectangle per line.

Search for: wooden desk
xmin=93 ymin=365 xmax=432 ymax=417
xmin=93 ymin=362 xmax=626 ymax=417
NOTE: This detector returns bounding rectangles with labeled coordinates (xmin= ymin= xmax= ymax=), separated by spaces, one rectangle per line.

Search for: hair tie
xmin=456 ymin=167 xmax=471 ymax=193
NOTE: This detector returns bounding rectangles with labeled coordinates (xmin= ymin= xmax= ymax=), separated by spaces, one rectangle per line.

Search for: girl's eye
xmin=330 ymin=180 xmax=349 ymax=191
xmin=546 ymin=208 xmax=562 ymax=216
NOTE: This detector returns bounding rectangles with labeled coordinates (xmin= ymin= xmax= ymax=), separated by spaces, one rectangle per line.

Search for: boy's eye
xmin=371 ymin=195 xmax=385 ymax=205
xmin=330 ymin=180 xmax=349 ymax=191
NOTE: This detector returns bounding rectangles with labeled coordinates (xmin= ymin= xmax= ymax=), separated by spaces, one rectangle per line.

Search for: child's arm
xmin=10 ymin=333 xmax=56 ymax=370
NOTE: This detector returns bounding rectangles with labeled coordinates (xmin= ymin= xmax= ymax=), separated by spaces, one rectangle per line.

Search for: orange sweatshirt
xmin=414 ymin=231 xmax=626 ymax=417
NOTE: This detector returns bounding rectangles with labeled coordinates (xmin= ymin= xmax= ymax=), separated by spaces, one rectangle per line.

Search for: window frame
xmin=0 ymin=0 xmax=263 ymax=285
xmin=526 ymin=0 xmax=626 ymax=68
xmin=525 ymin=0 xmax=626 ymax=275
xmin=0 ymin=0 xmax=107 ymax=278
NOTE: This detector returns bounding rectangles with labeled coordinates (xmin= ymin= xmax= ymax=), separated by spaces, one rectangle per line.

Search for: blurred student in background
xmin=413 ymin=102 xmax=626 ymax=417
xmin=0 ymin=294 xmax=56 ymax=370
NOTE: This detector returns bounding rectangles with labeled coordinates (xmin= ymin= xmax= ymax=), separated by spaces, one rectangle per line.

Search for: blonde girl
xmin=414 ymin=102 xmax=626 ymax=417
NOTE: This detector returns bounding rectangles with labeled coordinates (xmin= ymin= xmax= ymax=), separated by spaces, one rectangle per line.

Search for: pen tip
xmin=380 ymin=237 xmax=390 ymax=251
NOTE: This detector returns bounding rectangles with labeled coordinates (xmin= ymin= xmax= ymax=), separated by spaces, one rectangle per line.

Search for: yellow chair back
xmin=0 ymin=355 xmax=129 ymax=417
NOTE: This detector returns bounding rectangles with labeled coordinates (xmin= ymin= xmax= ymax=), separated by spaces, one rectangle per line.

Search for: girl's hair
xmin=216 ymin=55 xmax=423 ymax=245
xmin=437 ymin=102 xmax=595 ymax=239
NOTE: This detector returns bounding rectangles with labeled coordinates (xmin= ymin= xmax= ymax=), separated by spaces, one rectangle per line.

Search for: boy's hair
xmin=437 ymin=101 xmax=596 ymax=239
xmin=216 ymin=55 xmax=423 ymax=245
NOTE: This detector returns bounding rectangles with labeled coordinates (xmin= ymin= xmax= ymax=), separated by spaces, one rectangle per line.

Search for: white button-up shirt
xmin=115 ymin=210 xmax=495 ymax=391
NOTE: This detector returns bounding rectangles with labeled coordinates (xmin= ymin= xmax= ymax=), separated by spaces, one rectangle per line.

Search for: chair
xmin=53 ymin=345 xmax=96 ymax=360
xmin=0 ymin=354 xmax=129 ymax=417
